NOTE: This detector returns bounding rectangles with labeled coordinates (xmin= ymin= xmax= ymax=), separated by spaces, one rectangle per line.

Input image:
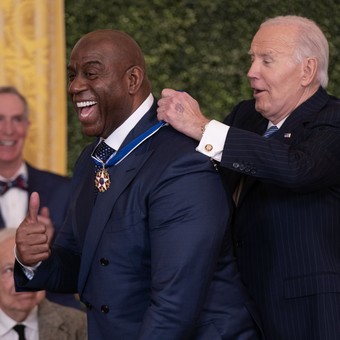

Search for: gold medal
xmin=95 ymin=167 xmax=111 ymax=192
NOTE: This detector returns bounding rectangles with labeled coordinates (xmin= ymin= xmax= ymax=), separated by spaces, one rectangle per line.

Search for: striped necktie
xmin=263 ymin=125 xmax=278 ymax=138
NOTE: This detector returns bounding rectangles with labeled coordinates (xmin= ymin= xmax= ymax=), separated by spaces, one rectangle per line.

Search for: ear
xmin=301 ymin=57 xmax=318 ymax=86
xmin=126 ymin=66 xmax=144 ymax=94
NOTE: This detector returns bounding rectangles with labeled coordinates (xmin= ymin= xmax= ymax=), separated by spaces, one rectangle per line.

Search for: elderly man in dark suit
xmin=14 ymin=29 xmax=263 ymax=339
xmin=157 ymin=15 xmax=340 ymax=340
xmin=0 ymin=229 xmax=87 ymax=340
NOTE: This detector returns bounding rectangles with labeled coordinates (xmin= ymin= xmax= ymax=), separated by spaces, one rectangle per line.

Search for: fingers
xmin=157 ymin=88 xmax=207 ymax=140
xmin=15 ymin=225 xmax=51 ymax=266
xmin=28 ymin=192 xmax=40 ymax=223
xmin=40 ymin=206 xmax=50 ymax=219
xmin=15 ymin=193 xmax=52 ymax=266
xmin=38 ymin=207 xmax=55 ymax=245
xmin=160 ymin=88 xmax=177 ymax=98
xmin=157 ymin=89 xmax=183 ymax=121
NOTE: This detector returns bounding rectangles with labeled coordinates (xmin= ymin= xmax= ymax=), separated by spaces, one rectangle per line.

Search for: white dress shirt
xmin=0 ymin=307 xmax=39 ymax=340
xmin=196 ymin=118 xmax=286 ymax=161
xmin=97 ymin=93 xmax=154 ymax=150
xmin=0 ymin=163 xmax=28 ymax=228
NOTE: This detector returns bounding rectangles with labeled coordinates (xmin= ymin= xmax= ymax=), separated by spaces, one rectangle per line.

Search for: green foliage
xmin=65 ymin=0 xmax=340 ymax=174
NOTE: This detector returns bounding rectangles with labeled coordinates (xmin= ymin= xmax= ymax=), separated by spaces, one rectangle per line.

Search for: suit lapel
xmin=237 ymin=87 xmax=329 ymax=205
xmin=74 ymin=153 xmax=97 ymax=246
xmin=77 ymin=101 xmax=159 ymax=292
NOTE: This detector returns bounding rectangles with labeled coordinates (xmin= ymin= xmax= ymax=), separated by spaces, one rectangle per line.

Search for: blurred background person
xmin=0 ymin=228 xmax=87 ymax=340
xmin=0 ymin=86 xmax=81 ymax=310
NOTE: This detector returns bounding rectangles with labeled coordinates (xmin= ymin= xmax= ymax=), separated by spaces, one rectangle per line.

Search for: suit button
xmin=232 ymin=162 xmax=240 ymax=169
xmin=101 ymin=305 xmax=110 ymax=314
xmin=100 ymin=258 xmax=109 ymax=266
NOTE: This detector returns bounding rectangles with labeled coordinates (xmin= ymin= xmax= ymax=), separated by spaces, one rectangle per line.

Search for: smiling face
xmin=247 ymin=24 xmax=315 ymax=124
xmin=67 ymin=30 xmax=147 ymax=138
xmin=0 ymin=235 xmax=45 ymax=322
xmin=0 ymin=93 xmax=29 ymax=174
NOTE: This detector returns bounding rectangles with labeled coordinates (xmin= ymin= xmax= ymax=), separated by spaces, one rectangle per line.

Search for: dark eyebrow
xmin=67 ymin=60 xmax=103 ymax=71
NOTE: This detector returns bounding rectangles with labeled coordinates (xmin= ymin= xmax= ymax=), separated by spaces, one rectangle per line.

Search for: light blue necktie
xmin=263 ymin=125 xmax=278 ymax=138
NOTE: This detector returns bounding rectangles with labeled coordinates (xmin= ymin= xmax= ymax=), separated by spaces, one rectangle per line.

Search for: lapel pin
xmin=284 ymin=133 xmax=291 ymax=138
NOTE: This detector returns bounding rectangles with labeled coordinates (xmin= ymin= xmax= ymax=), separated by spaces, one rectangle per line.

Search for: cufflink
xmin=204 ymin=144 xmax=213 ymax=152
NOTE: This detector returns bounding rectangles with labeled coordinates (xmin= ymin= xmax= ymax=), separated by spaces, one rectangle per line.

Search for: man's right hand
xmin=15 ymin=192 xmax=52 ymax=266
xmin=157 ymin=88 xmax=210 ymax=141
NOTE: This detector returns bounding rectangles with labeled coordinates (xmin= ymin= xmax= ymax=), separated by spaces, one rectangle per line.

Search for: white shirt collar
xmin=267 ymin=117 xmax=287 ymax=129
xmin=0 ymin=306 xmax=38 ymax=337
xmin=102 ymin=93 xmax=154 ymax=150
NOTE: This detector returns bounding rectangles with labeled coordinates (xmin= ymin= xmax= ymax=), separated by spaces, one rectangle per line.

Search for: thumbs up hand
xmin=15 ymin=192 xmax=52 ymax=266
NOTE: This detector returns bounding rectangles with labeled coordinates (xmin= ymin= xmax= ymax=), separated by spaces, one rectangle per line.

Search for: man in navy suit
xmin=0 ymin=86 xmax=81 ymax=309
xmin=158 ymin=15 xmax=340 ymax=340
xmin=14 ymin=30 xmax=262 ymax=339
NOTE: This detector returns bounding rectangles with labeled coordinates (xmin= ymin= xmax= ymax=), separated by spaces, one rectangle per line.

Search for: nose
xmin=68 ymin=74 xmax=87 ymax=95
xmin=247 ymin=60 xmax=259 ymax=80
xmin=1 ymin=120 xmax=14 ymax=135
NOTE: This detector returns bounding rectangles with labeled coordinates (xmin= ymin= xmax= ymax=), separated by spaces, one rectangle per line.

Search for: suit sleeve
xmin=221 ymin=101 xmax=340 ymax=192
xmin=138 ymin=151 xmax=231 ymax=339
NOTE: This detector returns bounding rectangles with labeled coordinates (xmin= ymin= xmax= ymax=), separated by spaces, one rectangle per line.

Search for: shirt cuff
xmin=14 ymin=244 xmax=41 ymax=280
xmin=196 ymin=120 xmax=229 ymax=162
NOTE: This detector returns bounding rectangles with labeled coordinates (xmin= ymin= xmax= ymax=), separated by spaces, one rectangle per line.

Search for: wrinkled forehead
xmin=250 ymin=24 xmax=297 ymax=54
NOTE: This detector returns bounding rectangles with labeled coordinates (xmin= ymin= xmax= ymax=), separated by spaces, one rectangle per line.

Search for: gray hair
xmin=261 ymin=15 xmax=329 ymax=88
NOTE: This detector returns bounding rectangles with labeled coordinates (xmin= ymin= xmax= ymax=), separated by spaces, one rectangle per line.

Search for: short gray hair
xmin=261 ymin=15 xmax=329 ymax=88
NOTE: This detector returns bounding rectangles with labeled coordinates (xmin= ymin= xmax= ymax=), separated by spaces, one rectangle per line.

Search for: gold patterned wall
xmin=0 ymin=0 xmax=67 ymax=175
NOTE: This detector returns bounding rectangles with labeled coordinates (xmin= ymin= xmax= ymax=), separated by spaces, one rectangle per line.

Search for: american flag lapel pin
xmin=284 ymin=132 xmax=291 ymax=138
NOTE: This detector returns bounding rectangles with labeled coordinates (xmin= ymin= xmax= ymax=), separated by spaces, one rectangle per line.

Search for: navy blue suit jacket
xmin=219 ymin=87 xmax=340 ymax=339
xmin=15 ymin=100 xmax=262 ymax=339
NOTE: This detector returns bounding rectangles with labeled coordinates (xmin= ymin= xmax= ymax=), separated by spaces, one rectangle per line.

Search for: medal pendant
xmin=95 ymin=167 xmax=111 ymax=192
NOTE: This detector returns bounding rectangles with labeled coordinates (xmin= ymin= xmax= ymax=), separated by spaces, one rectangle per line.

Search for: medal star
xmin=95 ymin=168 xmax=111 ymax=192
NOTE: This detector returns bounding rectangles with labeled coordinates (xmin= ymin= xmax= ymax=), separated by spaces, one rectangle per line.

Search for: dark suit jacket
xmin=219 ymin=87 xmax=340 ymax=339
xmin=15 ymin=100 xmax=262 ymax=339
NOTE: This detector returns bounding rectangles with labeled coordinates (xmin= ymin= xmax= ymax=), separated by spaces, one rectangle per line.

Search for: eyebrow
xmin=67 ymin=60 xmax=102 ymax=71
xmin=248 ymin=49 xmax=275 ymax=56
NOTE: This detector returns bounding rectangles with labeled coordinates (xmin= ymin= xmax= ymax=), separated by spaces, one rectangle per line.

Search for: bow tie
xmin=0 ymin=175 xmax=28 ymax=196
